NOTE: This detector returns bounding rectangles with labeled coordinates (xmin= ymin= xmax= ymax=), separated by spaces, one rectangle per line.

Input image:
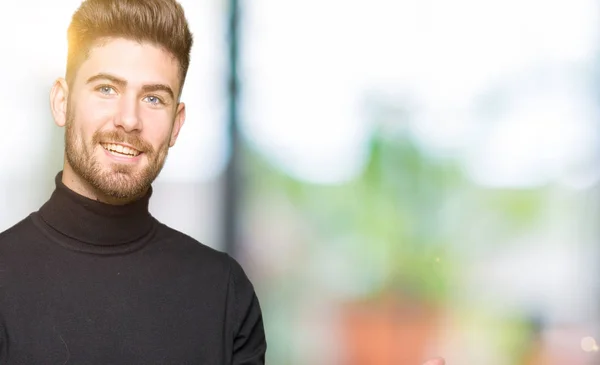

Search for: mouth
xmin=100 ymin=142 xmax=142 ymax=158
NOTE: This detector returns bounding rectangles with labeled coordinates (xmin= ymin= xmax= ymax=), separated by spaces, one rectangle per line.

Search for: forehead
xmin=76 ymin=38 xmax=181 ymax=94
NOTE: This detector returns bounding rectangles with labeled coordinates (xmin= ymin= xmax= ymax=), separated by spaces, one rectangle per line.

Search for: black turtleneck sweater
xmin=0 ymin=173 xmax=266 ymax=364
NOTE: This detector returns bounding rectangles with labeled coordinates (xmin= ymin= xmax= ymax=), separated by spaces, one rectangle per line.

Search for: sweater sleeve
xmin=227 ymin=256 xmax=267 ymax=365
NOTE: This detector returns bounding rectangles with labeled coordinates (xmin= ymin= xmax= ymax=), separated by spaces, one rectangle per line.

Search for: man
xmin=0 ymin=0 xmax=266 ymax=363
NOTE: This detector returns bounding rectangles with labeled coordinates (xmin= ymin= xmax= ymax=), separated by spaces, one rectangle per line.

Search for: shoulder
xmin=151 ymin=220 xmax=240 ymax=273
xmin=151 ymin=221 xmax=258 ymax=295
xmin=0 ymin=214 xmax=44 ymax=265
xmin=0 ymin=214 xmax=37 ymax=247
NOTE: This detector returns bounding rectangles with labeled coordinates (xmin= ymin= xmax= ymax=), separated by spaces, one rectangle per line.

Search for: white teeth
xmin=101 ymin=143 xmax=141 ymax=157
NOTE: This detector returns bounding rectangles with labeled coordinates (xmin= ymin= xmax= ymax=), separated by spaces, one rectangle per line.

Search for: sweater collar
xmin=37 ymin=171 xmax=156 ymax=250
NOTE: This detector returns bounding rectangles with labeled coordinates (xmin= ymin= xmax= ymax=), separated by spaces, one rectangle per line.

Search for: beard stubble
xmin=64 ymin=108 xmax=171 ymax=200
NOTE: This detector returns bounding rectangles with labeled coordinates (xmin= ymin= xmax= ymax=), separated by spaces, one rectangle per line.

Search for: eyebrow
xmin=86 ymin=73 xmax=175 ymax=101
xmin=141 ymin=84 xmax=175 ymax=101
xmin=86 ymin=73 xmax=127 ymax=88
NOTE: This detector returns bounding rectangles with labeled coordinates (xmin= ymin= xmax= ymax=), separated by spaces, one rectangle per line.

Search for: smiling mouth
xmin=100 ymin=143 xmax=142 ymax=157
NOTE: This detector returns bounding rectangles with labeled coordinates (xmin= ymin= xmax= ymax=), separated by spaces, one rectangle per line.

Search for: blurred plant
xmin=244 ymin=102 xmax=552 ymax=365
xmin=244 ymin=127 xmax=460 ymax=304
xmin=244 ymin=100 xmax=551 ymax=310
xmin=245 ymin=131 xmax=550 ymax=309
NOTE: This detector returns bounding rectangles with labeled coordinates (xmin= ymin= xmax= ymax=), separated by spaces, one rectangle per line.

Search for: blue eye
xmin=98 ymin=86 xmax=116 ymax=95
xmin=144 ymin=96 xmax=163 ymax=105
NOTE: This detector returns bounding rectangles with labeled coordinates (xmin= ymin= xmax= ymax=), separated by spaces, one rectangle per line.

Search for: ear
xmin=169 ymin=102 xmax=186 ymax=147
xmin=50 ymin=78 xmax=69 ymax=127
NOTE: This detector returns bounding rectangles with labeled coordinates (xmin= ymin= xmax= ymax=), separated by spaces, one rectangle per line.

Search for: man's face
xmin=62 ymin=38 xmax=185 ymax=200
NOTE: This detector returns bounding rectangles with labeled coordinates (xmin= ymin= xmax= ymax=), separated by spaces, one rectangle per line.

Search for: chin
xmin=92 ymin=168 xmax=150 ymax=199
xmin=97 ymin=180 xmax=149 ymax=200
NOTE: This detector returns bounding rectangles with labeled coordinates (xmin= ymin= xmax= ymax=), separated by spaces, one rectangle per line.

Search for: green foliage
xmin=244 ymin=126 xmax=547 ymax=304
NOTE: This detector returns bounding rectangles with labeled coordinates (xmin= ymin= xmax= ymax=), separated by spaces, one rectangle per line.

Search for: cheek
xmin=139 ymin=109 xmax=175 ymax=146
xmin=83 ymin=98 xmax=117 ymax=121
xmin=73 ymin=98 xmax=115 ymax=135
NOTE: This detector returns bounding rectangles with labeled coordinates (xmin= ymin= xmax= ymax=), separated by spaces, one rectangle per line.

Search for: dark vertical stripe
xmin=223 ymin=0 xmax=241 ymax=256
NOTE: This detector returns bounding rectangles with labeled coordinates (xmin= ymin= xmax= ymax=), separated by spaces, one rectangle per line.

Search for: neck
xmin=36 ymin=171 xmax=156 ymax=253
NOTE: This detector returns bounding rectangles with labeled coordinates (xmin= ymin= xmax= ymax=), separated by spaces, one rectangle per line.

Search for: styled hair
xmin=66 ymin=0 xmax=193 ymax=92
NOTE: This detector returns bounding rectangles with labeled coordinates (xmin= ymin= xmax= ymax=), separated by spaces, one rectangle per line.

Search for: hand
xmin=423 ymin=357 xmax=445 ymax=365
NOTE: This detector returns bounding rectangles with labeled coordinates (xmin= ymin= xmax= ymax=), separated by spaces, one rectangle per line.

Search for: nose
xmin=114 ymin=94 xmax=142 ymax=132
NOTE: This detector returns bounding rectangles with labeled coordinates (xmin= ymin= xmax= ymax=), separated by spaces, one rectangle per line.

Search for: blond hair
xmin=66 ymin=0 xmax=193 ymax=91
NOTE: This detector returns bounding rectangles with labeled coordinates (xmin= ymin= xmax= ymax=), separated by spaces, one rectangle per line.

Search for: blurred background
xmin=1 ymin=0 xmax=600 ymax=364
